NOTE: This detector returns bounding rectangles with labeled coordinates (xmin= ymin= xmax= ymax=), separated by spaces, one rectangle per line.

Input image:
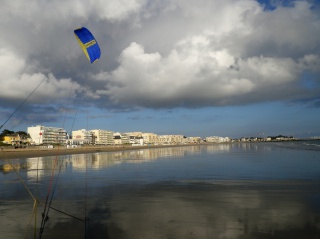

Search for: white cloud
xmin=0 ymin=0 xmax=319 ymax=112
xmin=81 ymin=0 xmax=319 ymax=108
xmin=1 ymin=0 xmax=146 ymax=23
xmin=0 ymin=48 xmax=25 ymax=82
xmin=0 ymin=48 xmax=81 ymax=103
xmin=96 ymin=43 xmax=314 ymax=107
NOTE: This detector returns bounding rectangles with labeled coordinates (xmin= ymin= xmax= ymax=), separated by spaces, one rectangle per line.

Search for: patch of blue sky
xmin=300 ymin=71 xmax=319 ymax=90
xmin=256 ymin=0 xmax=320 ymax=11
xmin=71 ymin=101 xmax=320 ymax=139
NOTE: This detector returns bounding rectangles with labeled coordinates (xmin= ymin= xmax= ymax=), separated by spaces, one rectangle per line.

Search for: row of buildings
xmin=3 ymin=125 xmax=297 ymax=147
xmin=19 ymin=125 xmax=230 ymax=146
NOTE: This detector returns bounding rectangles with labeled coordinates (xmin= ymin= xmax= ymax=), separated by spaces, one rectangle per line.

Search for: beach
xmin=1 ymin=142 xmax=320 ymax=239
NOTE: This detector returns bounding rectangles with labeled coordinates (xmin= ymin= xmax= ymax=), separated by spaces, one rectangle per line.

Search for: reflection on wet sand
xmin=1 ymin=143 xmax=320 ymax=238
xmin=0 ymin=143 xmax=288 ymax=176
xmin=1 ymin=145 xmax=222 ymax=176
xmin=7 ymin=180 xmax=317 ymax=239
xmin=101 ymin=181 xmax=318 ymax=239
xmin=0 ymin=143 xmax=265 ymax=177
xmin=111 ymin=182 xmax=318 ymax=238
xmin=0 ymin=144 xmax=238 ymax=177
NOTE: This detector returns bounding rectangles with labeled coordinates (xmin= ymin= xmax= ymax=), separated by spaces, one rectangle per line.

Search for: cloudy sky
xmin=0 ymin=0 xmax=319 ymax=138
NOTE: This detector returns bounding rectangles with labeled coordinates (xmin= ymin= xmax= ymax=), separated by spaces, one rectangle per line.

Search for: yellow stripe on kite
xmin=74 ymin=34 xmax=90 ymax=61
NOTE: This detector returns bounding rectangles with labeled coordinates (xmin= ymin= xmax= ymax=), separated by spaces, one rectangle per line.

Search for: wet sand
xmin=0 ymin=144 xmax=194 ymax=159
xmin=1 ymin=142 xmax=320 ymax=238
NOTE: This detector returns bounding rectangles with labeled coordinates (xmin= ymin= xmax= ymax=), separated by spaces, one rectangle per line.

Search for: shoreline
xmin=0 ymin=144 xmax=199 ymax=160
xmin=0 ymin=139 xmax=309 ymax=160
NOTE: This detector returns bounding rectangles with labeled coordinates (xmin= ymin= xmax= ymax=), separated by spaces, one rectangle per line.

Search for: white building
xmin=158 ymin=135 xmax=184 ymax=145
xmin=71 ymin=129 xmax=93 ymax=145
xmin=27 ymin=125 xmax=67 ymax=145
xmin=91 ymin=129 xmax=114 ymax=145
xmin=142 ymin=133 xmax=159 ymax=145
xmin=185 ymin=136 xmax=202 ymax=144
xmin=126 ymin=132 xmax=143 ymax=137
xmin=129 ymin=135 xmax=144 ymax=146
xmin=206 ymin=136 xmax=231 ymax=143
xmin=120 ymin=133 xmax=130 ymax=144
xmin=113 ymin=132 xmax=131 ymax=145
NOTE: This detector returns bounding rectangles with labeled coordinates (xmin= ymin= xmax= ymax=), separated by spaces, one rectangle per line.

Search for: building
xmin=185 ymin=136 xmax=202 ymax=144
xmin=206 ymin=136 xmax=231 ymax=143
xmin=141 ymin=133 xmax=158 ymax=145
xmin=129 ymin=135 xmax=144 ymax=145
xmin=113 ymin=132 xmax=131 ymax=145
xmin=158 ymin=135 xmax=184 ymax=145
xmin=113 ymin=135 xmax=122 ymax=145
xmin=27 ymin=125 xmax=67 ymax=145
xmin=91 ymin=129 xmax=114 ymax=145
xmin=125 ymin=132 xmax=144 ymax=145
xmin=71 ymin=129 xmax=93 ymax=145
xmin=3 ymin=134 xmax=21 ymax=145
xmin=126 ymin=132 xmax=143 ymax=137
xmin=120 ymin=133 xmax=130 ymax=144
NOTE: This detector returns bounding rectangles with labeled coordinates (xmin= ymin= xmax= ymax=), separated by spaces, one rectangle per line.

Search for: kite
xmin=74 ymin=27 xmax=101 ymax=63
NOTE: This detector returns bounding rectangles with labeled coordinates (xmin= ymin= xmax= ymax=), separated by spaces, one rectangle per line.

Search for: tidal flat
xmin=1 ymin=142 xmax=320 ymax=238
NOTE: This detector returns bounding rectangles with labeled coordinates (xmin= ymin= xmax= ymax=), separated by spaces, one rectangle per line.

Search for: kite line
xmin=0 ymin=78 xmax=47 ymax=131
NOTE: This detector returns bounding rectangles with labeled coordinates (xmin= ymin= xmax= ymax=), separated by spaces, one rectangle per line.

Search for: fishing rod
xmin=0 ymin=149 xmax=85 ymax=239
xmin=84 ymin=153 xmax=89 ymax=239
xmin=38 ymin=154 xmax=61 ymax=239
xmin=38 ymin=95 xmax=85 ymax=238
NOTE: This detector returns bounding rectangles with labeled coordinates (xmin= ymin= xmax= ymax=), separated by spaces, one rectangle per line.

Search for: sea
xmin=1 ymin=140 xmax=320 ymax=239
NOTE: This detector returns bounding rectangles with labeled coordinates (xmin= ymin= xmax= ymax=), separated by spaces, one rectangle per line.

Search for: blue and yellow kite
xmin=74 ymin=27 xmax=101 ymax=64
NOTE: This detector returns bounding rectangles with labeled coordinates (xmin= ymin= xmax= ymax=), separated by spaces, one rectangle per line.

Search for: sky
xmin=0 ymin=0 xmax=319 ymax=139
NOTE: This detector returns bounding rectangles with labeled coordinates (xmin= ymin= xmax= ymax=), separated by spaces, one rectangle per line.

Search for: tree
xmin=16 ymin=131 xmax=29 ymax=138
xmin=0 ymin=129 xmax=14 ymax=136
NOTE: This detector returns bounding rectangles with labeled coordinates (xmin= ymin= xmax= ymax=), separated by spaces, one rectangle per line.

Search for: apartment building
xmin=126 ymin=132 xmax=143 ymax=137
xmin=71 ymin=129 xmax=93 ymax=145
xmin=120 ymin=133 xmax=130 ymax=144
xmin=185 ymin=136 xmax=202 ymax=144
xmin=206 ymin=136 xmax=231 ymax=143
xmin=142 ymin=133 xmax=159 ymax=145
xmin=158 ymin=135 xmax=184 ymax=145
xmin=113 ymin=132 xmax=131 ymax=145
xmin=91 ymin=129 xmax=114 ymax=145
xmin=28 ymin=125 xmax=67 ymax=145
xmin=129 ymin=135 xmax=144 ymax=145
